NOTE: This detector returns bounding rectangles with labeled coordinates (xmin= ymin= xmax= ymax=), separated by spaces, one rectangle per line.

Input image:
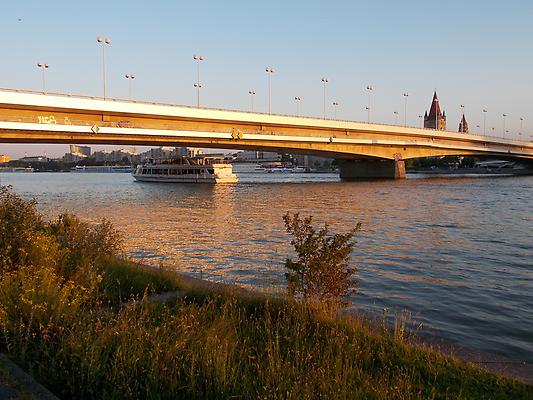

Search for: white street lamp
xmin=248 ymin=90 xmax=256 ymax=112
xmin=394 ymin=111 xmax=399 ymax=125
xmin=502 ymin=113 xmax=507 ymax=138
xmin=482 ymin=109 xmax=487 ymax=135
xmin=332 ymin=101 xmax=339 ymax=119
xmin=265 ymin=67 xmax=274 ymax=114
xmin=294 ymin=96 xmax=301 ymax=116
xmin=321 ymin=77 xmax=329 ymax=119
xmin=366 ymin=84 xmax=373 ymax=123
xmin=193 ymin=54 xmax=204 ymax=108
xmin=37 ymin=63 xmax=49 ymax=94
xmin=96 ymin=36 xmax=111 ymax=99
xmin=403 ymin=91 xmax=409 ymax=126
xmin=125 ymin=74 xmax=135 ymax=100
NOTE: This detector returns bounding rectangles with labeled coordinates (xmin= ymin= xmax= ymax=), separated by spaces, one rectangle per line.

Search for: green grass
xmin=98 ymin=258 xmax=182 ymax=305
xmin=8 ymin=285 xmax=531 ymax=400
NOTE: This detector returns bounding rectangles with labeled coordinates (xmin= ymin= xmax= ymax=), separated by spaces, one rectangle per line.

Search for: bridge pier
xmin=338 ymin=159 xmax=406 ymax=180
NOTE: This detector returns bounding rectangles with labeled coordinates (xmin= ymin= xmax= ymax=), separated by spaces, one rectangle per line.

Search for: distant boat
xmin=0 ymin=167 xmax=34 ymax=173
xmin=266 ymin=166 xmax=306 ymax=173
xmin=256 ymin=162 xmax=306 ymax=173
xmin=70 ymin=165 xmax=134 ymax=173
xmin=474 ymin=160 xmax=524 ymax=169
xmin=133 ymin=156 xmax=238 ymax=184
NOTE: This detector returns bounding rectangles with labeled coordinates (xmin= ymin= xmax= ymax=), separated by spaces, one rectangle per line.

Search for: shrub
xmin=283 ymin=212 xmax=360 ymax=310
xmin=0 ymin=186 xmax=46 ymax=273
xmin=47 ymin=213 xmax=123 ymax=280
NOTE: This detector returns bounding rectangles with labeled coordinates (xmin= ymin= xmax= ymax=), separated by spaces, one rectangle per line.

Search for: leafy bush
xmin=283 ymin=212 xmax=360 ymax=310
xmin=0 ymin=186 xmax=47 ymax=273
xmin=47 ymin=213 xmax=123 ymax=282
xmin=0 ymin=186 xmax=123 ymax=280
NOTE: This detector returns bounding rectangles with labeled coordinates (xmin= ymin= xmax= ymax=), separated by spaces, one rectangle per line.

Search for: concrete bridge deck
xmin=0 ymin=88 xmax=532 ymax=178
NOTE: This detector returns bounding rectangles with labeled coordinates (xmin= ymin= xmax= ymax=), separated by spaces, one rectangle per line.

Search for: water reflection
xmin=1 ymin=172 xmax=532 ymax=363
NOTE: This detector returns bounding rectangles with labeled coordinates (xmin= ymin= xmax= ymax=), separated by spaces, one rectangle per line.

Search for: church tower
xmin=458 ymin=113 xmax=469 ymax=133
xmin=424 ymin=91 xmax=446 ymax=130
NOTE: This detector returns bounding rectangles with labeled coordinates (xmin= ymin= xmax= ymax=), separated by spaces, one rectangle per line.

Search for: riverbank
xmin=0 ymin=188 xmax=531 ymax=399
xmin=2 ymin=262 xmax=532 ymax=399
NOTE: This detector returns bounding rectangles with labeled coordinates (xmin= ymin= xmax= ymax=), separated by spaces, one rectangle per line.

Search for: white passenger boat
xmin=133 ymin=156 xmax=238 ymax=183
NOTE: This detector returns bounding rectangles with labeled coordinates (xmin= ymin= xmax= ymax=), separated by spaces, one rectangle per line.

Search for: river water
xmin=1 ymin=169 xmax=532 ymax=363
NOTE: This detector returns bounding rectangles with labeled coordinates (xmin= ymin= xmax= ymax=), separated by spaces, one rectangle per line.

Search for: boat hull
xmin=132 ymin=174 xmax=237 ymax=183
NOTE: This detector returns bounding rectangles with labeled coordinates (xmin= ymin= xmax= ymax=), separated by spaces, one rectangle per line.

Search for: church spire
xmin=423 ymin=90 xmax=447 ymax=130
xmin=428 ymin=91 xmax=442 ymax=118
xmin=458 ymin=113 xmax=469 ymax=133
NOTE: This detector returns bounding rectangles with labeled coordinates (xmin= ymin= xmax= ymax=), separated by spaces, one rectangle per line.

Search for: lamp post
xmin=248 ymin=90 xmax=256 ymax=112
xmin=96 ymin=36 xmax=111 ymax=99
xmin=502 ymin=113 xmax=507 ymax=138
xmin=482 ymin=109 xmax=487 ymax=135
xmin=193 ymin=54 xmax=204 ymax=108
xmin=321 ymin=77 xmax=329 ymax=119
xmin=394 ymin=111 xmax=399 ymax=125
xmin=403 ymin=91 xmax=409 ymax=126
xmin=418 ymin=114 xmax=423 ymax=128
xmin=265 ymin=67 xmax=274 ymax=114
xmin=294 ymin=96 xmax=301 ymax=116
xmin=36 ymin=63 xmax=49 ymax=94
xmin=332 ymin=101 xmax=339 ymax=119
xmin=366 ymin=85 xmax=373 ymax=123
xmin=125 ymin=74 xmax=135 ymax=100
xmin=519 ymin=117 xmax=524 ymax=139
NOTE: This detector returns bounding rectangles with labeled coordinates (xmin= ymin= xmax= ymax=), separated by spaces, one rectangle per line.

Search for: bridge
xmin=0 ymin=88 xmax=532 ymax=179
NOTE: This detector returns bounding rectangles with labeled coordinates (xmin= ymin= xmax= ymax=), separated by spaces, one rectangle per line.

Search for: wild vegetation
xmin=283 ymin=212 xmax=360 ymax=311
xmin=0 ymin=187 xmax=531 ymax=399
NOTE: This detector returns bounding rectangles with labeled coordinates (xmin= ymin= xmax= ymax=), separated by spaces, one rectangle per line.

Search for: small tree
xmin=283 ymin=212 xmax=360 ymax=309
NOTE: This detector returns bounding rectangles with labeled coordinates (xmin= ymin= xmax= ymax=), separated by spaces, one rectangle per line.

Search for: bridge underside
xmin=0 ymin=125 xmax=530 ymax=161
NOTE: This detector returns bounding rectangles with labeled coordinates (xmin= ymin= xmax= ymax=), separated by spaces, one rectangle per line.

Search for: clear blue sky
xmin=1 ymin=0 xmax=532 ymax=158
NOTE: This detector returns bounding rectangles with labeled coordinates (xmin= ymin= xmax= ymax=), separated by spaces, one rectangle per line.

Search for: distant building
xmin=0 ymin=154 xmax=10 ymax=164
xmin=174 ymin=147 xmax=204 ymax=158
xmin=63 ymin=153 xmax=86 ymax=163
xmin=66 ymin=146 xmax=206 ymax=165
xmin=292 ymin=154 xmax=333 ymax=169
xmin=92 ymin=150 xmax=113 ymax=163
xmin=70 ymin=145 xmax=91 ymax=157
xmin=19 ymin=156 xmax=48 ymax=163
xmin=424 ymin=91 xmax=446 ymax=130
xmin=458 ymin=113 xmax=469 ymax=133
xmin=92 ymin=148 xmax=138 ymax=163
xmin=234 ymin=151 xmax=280 ymax=162
xmin=63 ymin=144 xmax=92 ymax=163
